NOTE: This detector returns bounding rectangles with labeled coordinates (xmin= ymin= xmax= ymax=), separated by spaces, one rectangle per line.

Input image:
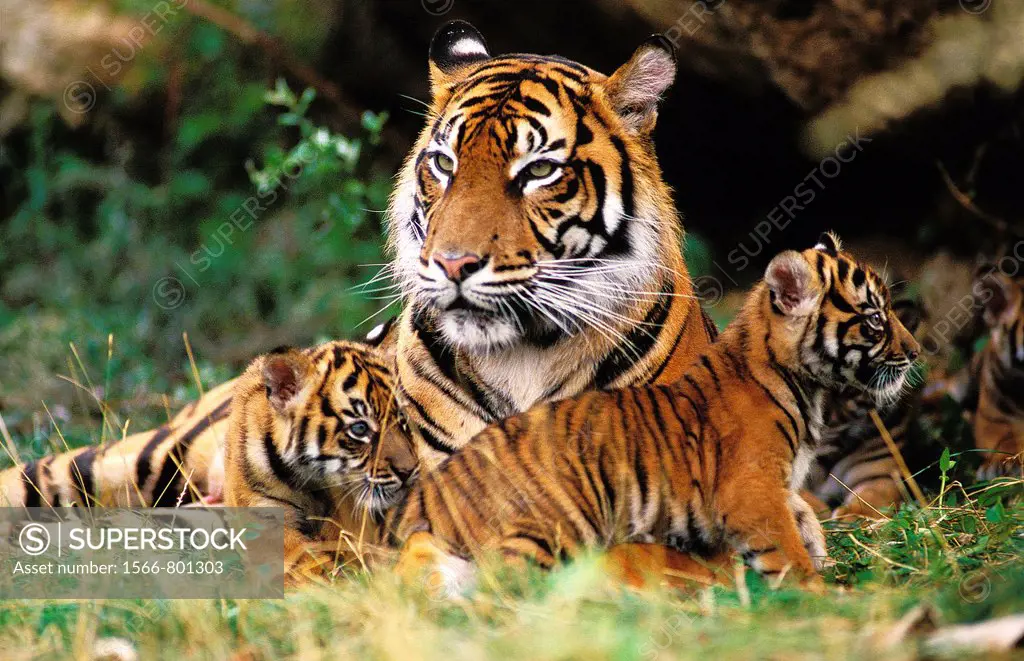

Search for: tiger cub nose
xmin=433 ymin=252 xmax=483 ymax=282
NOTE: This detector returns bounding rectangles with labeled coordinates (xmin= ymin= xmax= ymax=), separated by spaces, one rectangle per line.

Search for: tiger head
xmin=389 ymin=20 xmax=684 ymax=352
xmin=257 ymin=342 xmax=418 ymax=513
xmin=976 ymin=267 xmax=1024 ymax=368
xmin=760 ymin=232 xmax=921 ymax=405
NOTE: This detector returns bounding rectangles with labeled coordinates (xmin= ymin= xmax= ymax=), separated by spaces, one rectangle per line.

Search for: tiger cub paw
xmin=602 ymin=543 xmax=731 ymax=590
xmin=832 ymin=499 xmax=883 ymax=521
xmin=799 ymin=574 xmax=827 ymax=595
xmin=790 ymin=494 xmax=828 ymax=571
xmin=395 ymin=532 xmax=475 ymax=599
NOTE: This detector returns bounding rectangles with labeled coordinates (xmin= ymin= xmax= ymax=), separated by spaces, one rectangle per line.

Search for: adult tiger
xmin=390 ymin=22 xmax=717 ymax=468
xmin=5 ymin=19 xmax=719 ymax=503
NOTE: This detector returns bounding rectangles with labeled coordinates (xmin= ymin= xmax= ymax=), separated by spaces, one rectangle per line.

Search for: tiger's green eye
xmin=865 ymin=312 xmax=884 ymax=330
xmin=527 ymin=160 xmax=555 ymax=179
xmin=434 ymin=153 xmax=455 ymax=175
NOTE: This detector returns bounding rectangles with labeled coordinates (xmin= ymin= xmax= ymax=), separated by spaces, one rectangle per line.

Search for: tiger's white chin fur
xmin=439 ymin=310 xmax=522 ymax=354
xmin=868 ymin=367 xmax=911 ymax=408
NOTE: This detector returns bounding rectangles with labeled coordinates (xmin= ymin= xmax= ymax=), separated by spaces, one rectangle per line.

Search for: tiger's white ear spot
xmin=814 ymin=231 xmax=842 ymax=256
xmin=429 ymin=20 xmax=490 ymax=96
xmin=766 ymin=251 xmax=818 ymax=316
xmin=365 ymin=317 xmax=396 ymax=346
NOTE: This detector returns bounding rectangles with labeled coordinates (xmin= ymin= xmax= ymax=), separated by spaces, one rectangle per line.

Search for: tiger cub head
xmin=251 ymin=341 xmax=417 ymax=513
xmin=390 ymin=20 xmax=684 ymax=352
xmin=975 ymin=267 xmax=1024 ymax=368
xmin=758 ymin=232 xmax=921 ymax=405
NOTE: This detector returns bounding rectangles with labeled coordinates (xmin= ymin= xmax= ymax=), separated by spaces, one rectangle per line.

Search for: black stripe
xmin=262 ymin=430 xmax=303 ymax=491
xmin=69 ymin=447 xmax=98 ymax=504
xmin=150 ymin=399 xmax=231 ymax=506
xmin=411 ymin=312 xmax=500 ymax=419
xmin=701 ymin=307 xmax=719 ymax=341
xmin=594 ymin=278 xmax=673 ymax=389
xmin=21 ymin=460 xmax=42 ymax=508
xmin=136 ymin=426 xmax=173 ymax=495
xmin=701 ymin=356 xmax=722 ymax=392
xmin=775 ymin=420 xmax=797 ymax=456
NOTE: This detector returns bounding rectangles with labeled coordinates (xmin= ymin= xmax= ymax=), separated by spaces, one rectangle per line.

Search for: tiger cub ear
xmin=604 ymin=36 xmax=676 ymax=134
xmin=262 ymin=348 xmax=314 ymax=414
xmin=429 ymin=20 xmax=491 ymax=100
xmin=814 ymin=232 xmax=842 ymax=256
xmin=975 ymin=266 xmax=1017 ymax=327
xmin=765 ymin=251 xmax=818 ymax=316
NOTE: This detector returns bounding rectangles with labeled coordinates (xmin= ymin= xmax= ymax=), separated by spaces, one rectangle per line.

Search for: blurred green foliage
xmin=0 ymin=1 xmax=394 ymax=451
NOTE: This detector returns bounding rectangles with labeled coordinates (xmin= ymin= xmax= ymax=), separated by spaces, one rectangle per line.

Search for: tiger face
xmin=764 ymin=233 xmax=921 ymax=405
xmin=390 ymin=21 xmax=680 ymax=352
xmin=259 ymin=343 xmax=418 ymax=513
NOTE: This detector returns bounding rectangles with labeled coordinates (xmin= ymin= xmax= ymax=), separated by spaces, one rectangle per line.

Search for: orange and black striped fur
xmin=0 ymin=321 xmax=398 ymax=510
xmin=389 ymin=21 xmax=717 ymax=468
xmin=0 ymin=379 xmax=231 ymax=508
xmin=971 ymin=269 xmax=1024 ymax=478
xmin=224 ymin=340 xmax=417 ymax=569
xmin=389 ymin=235 xmax=921 ymax=590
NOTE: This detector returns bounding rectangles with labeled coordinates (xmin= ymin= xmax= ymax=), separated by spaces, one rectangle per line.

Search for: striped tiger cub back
xmin=0 ymin=379 xmax=232 ymax=508
xmin=389 ymin=235 xmax=920 ymax=592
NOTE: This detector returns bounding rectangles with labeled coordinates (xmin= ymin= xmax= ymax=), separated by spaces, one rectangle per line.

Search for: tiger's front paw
xmin=395 ymin=532 xmax=474 ymax=599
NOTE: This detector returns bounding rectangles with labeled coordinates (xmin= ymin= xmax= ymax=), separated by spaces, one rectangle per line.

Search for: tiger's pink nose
xmin=433 ymin=252 xmax=482 ymax=282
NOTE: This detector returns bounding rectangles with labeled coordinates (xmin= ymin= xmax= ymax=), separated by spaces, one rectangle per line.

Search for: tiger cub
xmin=224 ymin=341 xmax=418 ymax=572
xmin=0 ymin=321 xmax=398 ymax=509
xmin=971 ymin=269 xmax=1024 ymax=479
xmin=388 ymin=234 xmax=920 ymax=590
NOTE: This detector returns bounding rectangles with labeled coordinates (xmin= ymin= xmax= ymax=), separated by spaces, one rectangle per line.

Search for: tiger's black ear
xmin=365 ymin=316 xmax=397 ymax=347
xmin=605 ymin=36 xmax=676 ymax=134
xmin=262 ymin=349 xmax=313 ymax=414
xmin=766 ymin=251 xmax=818 ymax=316
xmin=814 ymin=232 xmax=842 ymax=256
xmin=892 ymin=299 xmax=924 ymax=335
xmin=429 ymin=20 xmax=490 ymax=100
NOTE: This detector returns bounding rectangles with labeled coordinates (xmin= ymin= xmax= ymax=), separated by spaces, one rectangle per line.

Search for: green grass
xmin=0 ymin=479 xmax=1019 ymax=660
